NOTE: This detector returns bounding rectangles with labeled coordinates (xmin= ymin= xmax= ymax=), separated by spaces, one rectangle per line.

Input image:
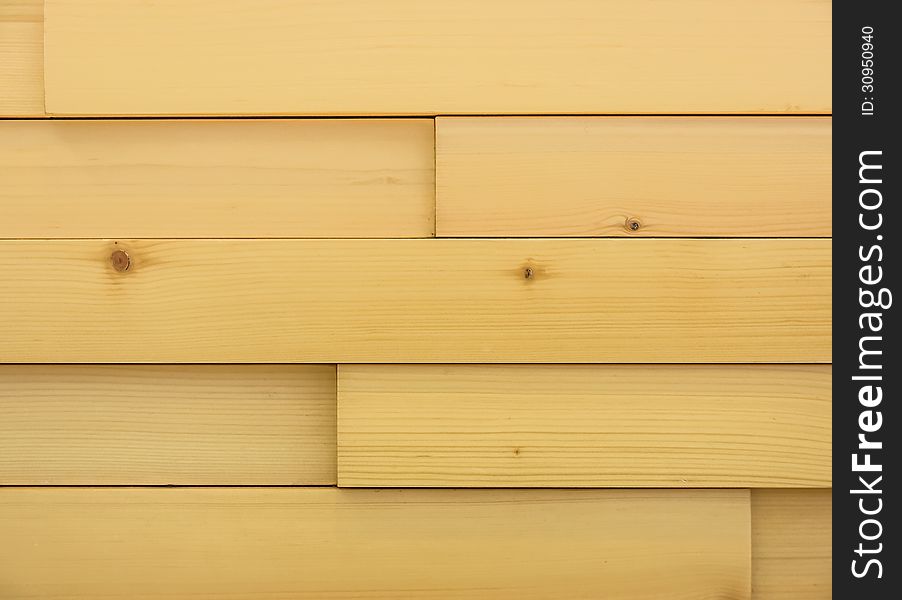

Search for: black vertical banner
xmin=835 ymin=0 xmax=899 ymax=597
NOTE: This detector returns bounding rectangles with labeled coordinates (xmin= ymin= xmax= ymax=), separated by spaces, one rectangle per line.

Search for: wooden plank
xmin=0 ymin=119 xmax=434 ymax=238
xmin=0 ymin=0 xmax=43 ymax=116
xmin=437 ymin=117 xmax=832 ymax=237
xmin=43 ymin=0 xmax=830 ymax=115
xmin=0 ymin=365 xmax=336 ymax=485
xmin=338 ymin=365 xmax=831 ymax=488
xmin=0 ymin=239 xmax=830 ymax=363
xmin=752 ymin=489 xmax=832 ymax=599
xmin=0 ymin=488 xmax=751 ymax=599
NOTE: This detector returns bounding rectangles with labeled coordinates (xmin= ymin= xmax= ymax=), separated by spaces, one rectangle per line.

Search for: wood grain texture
xmin=0 ymin=365 xmax=336 ymax=485
xmin=0 ymin=0 xmax=43 ymax=116
xmin=338 ymin=365 xmax=832 ymax=487
xmin=0 ymin=488 xmax=751 ymax=599
xmin=0 ymin=239 xmax=830 ymax=363
xmin=43 ymin=0 xmax=830 ymax=115
xmin=752 ymin=489 xmax=831 ymax=599
xmin=0 ymin=119 xmax=434 ymax=238
xmin=436 ymin=117 xmax=832 ymax=237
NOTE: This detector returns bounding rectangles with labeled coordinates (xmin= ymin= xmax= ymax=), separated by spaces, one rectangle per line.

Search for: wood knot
xmin=519 ymin=260 xmax=545 ymax=282
xmin=626 ymin=217 xmax=641 ymax=232
xmin=110 ymin=249 xmax=131 ymax=272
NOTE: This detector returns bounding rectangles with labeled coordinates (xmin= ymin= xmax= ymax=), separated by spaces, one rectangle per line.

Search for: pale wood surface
xmin=0 ymin=119 xmax=434 ymax=238
xmin=0 ymin=365 xmax=336 ymax=485
xmin=752 ymin=489 xmax=832 ymax=599
xmin=437 ymin=117 xmax=832 ymax=237
xmin=0 ymin=0 xmax=43 ymax=116
xmin=338 ymin=365 xmax=831 ymax=487
xmin=3 ymin=3 xmax=829 ymax=598
xmin=0 ymin=488 xmax=751 ymax=599
xmin=43 ymin=0 xmax=830 ymax=115
xmin=0 ymin=239 xmax=830 ymax=363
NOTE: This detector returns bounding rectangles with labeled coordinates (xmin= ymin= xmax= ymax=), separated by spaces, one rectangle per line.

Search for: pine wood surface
xmin=752 ymin=489 xmax=832 ymax=599
xmin=0 ymin=488 xmax=751 ymax=599
xmin=0 ymin=119 xmax=434 ymax=238
xmin=43 ymin=0 xmax=830 ymax=115
xmin=0 ymin=239 xmax=830 ymax=363
xmin=0 ymin=0 xmax=42 ymax=116
xmin=436 ymin=117 xmax=831 ymax=237
xmin=338 ymin=365 xmax=831 ymax=487
xmin=0 ymin=365 xmax=336 ymax=485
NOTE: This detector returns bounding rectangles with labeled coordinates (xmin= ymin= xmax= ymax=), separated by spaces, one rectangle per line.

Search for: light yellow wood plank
xmin=43 ymin=0 xmax=830 ymax=115
xmin=0 ymin=488 xmax=751 ymax=599
xmin=0 ymin=365 xmax=336 ymax=485
xmin=338 ymin=365 xmax=831 ymax=487
xmin=0 ymin=119 xmax=434 ymax=238
xmin=752 ymin=489 xmax=832 ymax=599
xmin=0 ymin=239 xmax=830 ymax=363
xmin=437 ymin=117 xmax=832 ymax=237
xmin=0 ymin=0 xmax=43 ymax=116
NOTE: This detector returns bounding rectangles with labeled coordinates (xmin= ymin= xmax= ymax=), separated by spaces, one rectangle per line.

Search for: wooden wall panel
xmin=752 ymin=489 xmax=832 ymax=599
xmin=0 ymin=239 xmax=830 ymax=363
xmin=338 ymin=365 xmax=831 ymax=487
xmin=0 ymin=0 xmax=832 ymax=597
xmin=43 ymin=0 xmax=830 ymax=116
xmin=0 ymin=488 xmax=751 ymax=599
xmin=0 ymin=365 xmax=336 ymax=485
xmin=0 ymin=0 xmax=43 ymax=116
xmin=0 ymin=119 xmax=434 ymax=238
xmin=436 ymin=117 xmax=832 ymax=237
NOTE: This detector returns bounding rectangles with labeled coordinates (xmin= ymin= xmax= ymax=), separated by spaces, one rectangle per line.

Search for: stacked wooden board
xmin=1 ymin=1 xmax=831 ymax=598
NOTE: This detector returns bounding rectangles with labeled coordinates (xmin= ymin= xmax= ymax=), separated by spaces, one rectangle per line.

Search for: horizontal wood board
xmin=0 ymin=488 xmax=751 ymax=599
xmin=436 ymin=117 xmax=831 ymax=237
xmin=43 ymin=0 xmax=830 ymax=115
xmin=338 ymin=365 xmax=831 ymax=487
xmin=0 ymin=239 xmax=831 ymax=363
xmin=0 ymin=365 xmax=336 ymax=485
xmin=0 ymin=119 xmax=434 ymax=238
